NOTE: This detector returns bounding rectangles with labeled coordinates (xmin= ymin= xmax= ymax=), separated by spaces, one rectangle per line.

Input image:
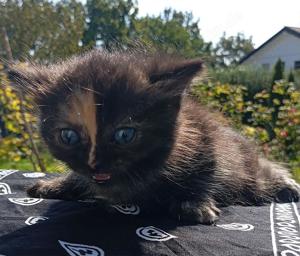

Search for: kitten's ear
xmin=148 ymin=58 xmax=203 ymax=95
xmin=7 ymin=63 xmax=53 ymax=101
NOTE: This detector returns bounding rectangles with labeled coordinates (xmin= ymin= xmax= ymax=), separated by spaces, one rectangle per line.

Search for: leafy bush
xmin=0 ymin=65 xmax=34 ymax=163
xmin=208 ymin=63 xmax=300 ymax=98
xmin=0 ymin=64 xmax=63 ymax=172
xmin=208 ymin=66 xmax=272 ymax=98
xmin=193 ymin=80 xmax=300 ymax=181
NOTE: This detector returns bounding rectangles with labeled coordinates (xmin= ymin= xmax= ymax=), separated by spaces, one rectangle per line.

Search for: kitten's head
xmin=8 ymin=50 xmax=202 ymax=201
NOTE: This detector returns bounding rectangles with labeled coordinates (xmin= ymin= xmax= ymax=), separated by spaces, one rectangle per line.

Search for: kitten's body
xmin=9 ymin=50 xmax=300 ymax=223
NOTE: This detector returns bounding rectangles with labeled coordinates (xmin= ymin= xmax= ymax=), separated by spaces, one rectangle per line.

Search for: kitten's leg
xmin=170 ymin=198 xmax=220 ymax=224
xmin=27 ymin=172 xmax=92 ymax=200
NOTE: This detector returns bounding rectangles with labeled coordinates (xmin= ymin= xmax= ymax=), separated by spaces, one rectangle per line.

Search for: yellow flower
xmin=243 ymin=126 xmax=256 ymax=136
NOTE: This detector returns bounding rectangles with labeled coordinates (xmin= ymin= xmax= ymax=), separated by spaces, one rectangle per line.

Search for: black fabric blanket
xmin=0 ymin=169 xmax=299 ymax=256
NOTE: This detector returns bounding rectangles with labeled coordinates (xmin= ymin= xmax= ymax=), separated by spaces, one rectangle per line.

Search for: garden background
xmin=0 ymin=0 xmax=299 ymax=180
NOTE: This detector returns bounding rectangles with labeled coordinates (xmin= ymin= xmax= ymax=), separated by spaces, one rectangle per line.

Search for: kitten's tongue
xmin=92 ymin=173 xmax=111 ymax=183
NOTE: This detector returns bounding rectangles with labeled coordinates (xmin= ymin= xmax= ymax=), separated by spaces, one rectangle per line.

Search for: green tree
xmin=288 ymin=70 xmax=295 ymax=83
xmin=0 ymin=0 xmax=85 ymax=61
xmin=83 ymin=0 xmax=138 ymax=49
xmin=134 ymin=9 xmax=212 ymax=59
xmin=267 ymin=59 xmax=286 ymax=140
xmin=272 ymin=58 xmax=285 ymax=84
xmin=214 ymin=32 xmax=254 ymax=67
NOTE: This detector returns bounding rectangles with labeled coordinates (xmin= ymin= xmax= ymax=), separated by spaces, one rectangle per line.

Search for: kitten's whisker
xmin=161 ymin=172 xmax=188 ymax=190
xmin=37 ymin=104 xmax=50 ymax=107
xmin=40 ymin=113 xmax=59 ymax=124
xmin=80 ymin=86 xmax=102 ymax=95
xmin=42 ymin=117 xmax=51 ymax=123
xmin=65 ymin=84 xmax=73 ymax=92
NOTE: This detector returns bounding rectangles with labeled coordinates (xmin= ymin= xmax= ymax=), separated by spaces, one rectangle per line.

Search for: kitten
xmin=8 ymin=50 xmax=300 ymax=224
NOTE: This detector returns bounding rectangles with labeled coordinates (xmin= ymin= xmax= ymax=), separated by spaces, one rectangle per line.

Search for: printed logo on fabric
xmin=0 ymin=183 xmax=12 ymax=195
xmin=0 ymin=170 xmax=18 ymax=180
xmin=8 ymin=197 xmax=43 ymax=206
xmin=58 ymin=240 xmax=104 ymax=256
xmin=136 ymin=226 xmax=177 ymax=241
xmin=270 ymin=202 xmax=300 ymax=256
xmin=216 ymin=223 xmax=254 ymax=231
xmin=25 ymin=216 xmax=49 ymax=225
xmin=112 ymin=204 xmax=140 ymax=215
xmin=22 ymin=172 xmax=46 ymax=178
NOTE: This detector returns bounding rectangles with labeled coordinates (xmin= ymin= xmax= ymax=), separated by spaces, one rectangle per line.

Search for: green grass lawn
xmin=293 ymin=168 xmax=300 ymax=183
xmin=0 ymin=153 xmax=66 ymax=173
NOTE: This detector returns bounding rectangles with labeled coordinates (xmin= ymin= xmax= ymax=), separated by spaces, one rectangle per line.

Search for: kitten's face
xmin=9 ymin=50 xmax=202 ymax=200
xmin=39 ymin=73 xmax=178 ymax=190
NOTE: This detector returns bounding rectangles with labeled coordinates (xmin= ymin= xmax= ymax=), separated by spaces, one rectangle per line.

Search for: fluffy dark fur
xmin=8 ymin=50 xmax=300 ymax=224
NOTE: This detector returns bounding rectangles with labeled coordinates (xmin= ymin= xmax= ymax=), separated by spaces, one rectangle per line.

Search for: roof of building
xmin=240 ymin=26 xmax=300 ymax=64
xmin=289 ymin=27 xmax=300 ymax=34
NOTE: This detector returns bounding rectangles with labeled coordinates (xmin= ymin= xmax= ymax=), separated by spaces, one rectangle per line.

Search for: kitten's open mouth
xmin=92 ymin=173 xmax=112 ymax=184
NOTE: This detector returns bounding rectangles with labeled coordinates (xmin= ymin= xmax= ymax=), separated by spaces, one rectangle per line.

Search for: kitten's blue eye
xmin=60 ymin=129 xmax=80 ymax=146
xmin=114 ymin=127 xmax=136 ymax=145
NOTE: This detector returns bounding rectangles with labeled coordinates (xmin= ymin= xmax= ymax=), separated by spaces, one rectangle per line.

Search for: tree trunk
xmin=1 ymin=27 xmax=13 ymax=61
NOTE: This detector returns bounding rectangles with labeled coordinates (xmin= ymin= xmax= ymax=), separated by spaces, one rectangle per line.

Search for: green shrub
xmin=0 ymin=65 xmax=34 ymax=163
xmin=208 ymin=66 xmax=272 ymax=99
xmin=0 ymin=64 xmax=62 ymax=172
xmin=193 ymin=80 xmax=300 ymax=181
xmin=294 ymin=70 xmax=300 ymax=89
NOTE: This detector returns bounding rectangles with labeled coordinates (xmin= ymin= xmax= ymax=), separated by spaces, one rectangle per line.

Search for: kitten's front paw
xmin=27 ymin=180 xmax=54 ymax=199
xmin=275 ymin=178 xmax=300 ymax=203
xmin=170 ymin=200 xmax=220 ymax=224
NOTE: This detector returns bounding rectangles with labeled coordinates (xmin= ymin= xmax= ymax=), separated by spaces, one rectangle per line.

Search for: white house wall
xmin=243 ymin=31 xmax=300 ymax=70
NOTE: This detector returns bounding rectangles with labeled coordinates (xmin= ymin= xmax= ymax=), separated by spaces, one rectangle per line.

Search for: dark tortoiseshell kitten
xmin=8 ymin=50 xmax=300 ymax=223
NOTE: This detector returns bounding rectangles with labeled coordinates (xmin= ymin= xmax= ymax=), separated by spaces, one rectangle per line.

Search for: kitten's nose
xmin=93 ymin=162 xmax=108 ymax=173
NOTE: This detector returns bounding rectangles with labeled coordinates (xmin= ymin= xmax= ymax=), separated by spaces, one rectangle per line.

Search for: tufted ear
xmin=7 ymin=63 xmax=54 ymax=102
xmin=148 ymin=58 xmax=203 ymax=96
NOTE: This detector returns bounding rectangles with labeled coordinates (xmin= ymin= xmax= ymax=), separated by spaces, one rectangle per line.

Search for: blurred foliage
xmin=0 ymin=63 xmax=63 ymax=171
xmin=134 ymin=8 xmax=213 ymax=60
xmin=209 ymin=60 xmax=300 ymax=100
xmin=288 ymin=70 xmax=295 ymax=83
xmin=193 ymin=80 xmax=300 ymax=181
xmin=83 ymin=0 xmax=138 ymax=49
xmin=0 ymin=152 xmax=65 ymax=172
xmin=0 ymin=64 xmax=34 ymax=162
xmin=0 ymin=0 xmax=253 ymax=65
xmin=0 ymin=0 xmax=85 ymax=61
xmin=208 ymin=66 xmax=273 ymax=99
xmin=272 ymin=58 xmax=285 ymax=85
xmin=295 ymin=70 xmax=300 ymax=89
xmin=213 ymin=32 xmax=254 ymax=68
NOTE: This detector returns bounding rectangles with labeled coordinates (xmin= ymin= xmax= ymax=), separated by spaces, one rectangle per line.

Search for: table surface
xmin=0 ymin=169 xmax=299 ymax=256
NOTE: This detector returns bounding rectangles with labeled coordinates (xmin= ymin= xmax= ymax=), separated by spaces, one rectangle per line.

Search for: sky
xmin=137 ymin=0 xmax=300 ymax=48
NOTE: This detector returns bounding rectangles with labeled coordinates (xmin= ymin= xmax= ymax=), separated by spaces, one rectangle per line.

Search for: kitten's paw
xmin=170 ymin=200 xmax=220 ymax=224
xmin=275 ymin=179 xmax=300 ymax=203
xmin=27 ymin=180 xmax=55 ymax=199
